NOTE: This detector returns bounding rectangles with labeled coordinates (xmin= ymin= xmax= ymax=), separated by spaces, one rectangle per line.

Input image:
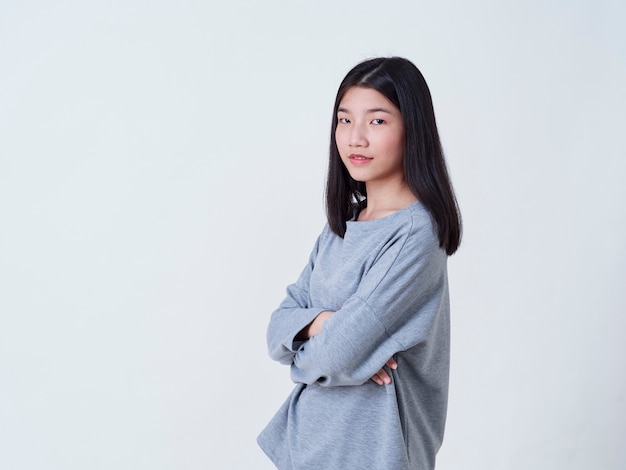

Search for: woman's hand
xmin=295 ymin=310 xmax=334 ymax=341
xmin=370 ymin=357 xmax=398 ymax=385
xmin=297 ymin=314 xmax=398 ymax=386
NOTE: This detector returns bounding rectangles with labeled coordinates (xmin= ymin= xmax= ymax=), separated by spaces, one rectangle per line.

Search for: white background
xmin=1 ymin=1 xmax=625 ymax=469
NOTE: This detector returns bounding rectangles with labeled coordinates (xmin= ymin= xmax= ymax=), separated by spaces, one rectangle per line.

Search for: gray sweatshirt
xmin=258 ymin=201 xmax=450 ymax=470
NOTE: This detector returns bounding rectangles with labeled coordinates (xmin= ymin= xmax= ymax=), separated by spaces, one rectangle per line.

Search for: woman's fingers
xmin=371 ymin=370 xmax=386 ymax=385
xmin=371 ymin=357 xmax=398 ymax=385
xmin=386 ymin=358 xmax=398 ymax=370
xmin=371 ymin=369 xmax=391 ymax=385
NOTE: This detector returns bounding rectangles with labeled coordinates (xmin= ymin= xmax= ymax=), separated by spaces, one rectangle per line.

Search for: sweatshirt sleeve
xmin=290 ymin=218 xmax=449 ymax=386
xmin=266 ymin=229 xmax=329 ymax=365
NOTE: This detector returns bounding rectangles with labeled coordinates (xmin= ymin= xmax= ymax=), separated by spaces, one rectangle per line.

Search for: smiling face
xmin=335 ymin=86 xmax=405 ymax=187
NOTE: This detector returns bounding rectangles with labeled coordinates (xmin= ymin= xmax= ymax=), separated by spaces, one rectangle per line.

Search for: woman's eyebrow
xmin=366 ymin=107 xmax=393 ymax=114
xmin=337 ymin=107 xmax=393 ymax=114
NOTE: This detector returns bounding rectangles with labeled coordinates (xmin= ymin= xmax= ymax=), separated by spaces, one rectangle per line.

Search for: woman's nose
xmin=349 ymin=124 xmax=368 ymax=147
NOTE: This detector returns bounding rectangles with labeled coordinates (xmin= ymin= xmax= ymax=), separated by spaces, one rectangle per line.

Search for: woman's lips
xmin=349 ymin=154 xmax=372 ymax=165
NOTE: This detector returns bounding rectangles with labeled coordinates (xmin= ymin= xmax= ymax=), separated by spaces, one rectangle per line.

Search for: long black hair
xmin=326 ymin=57 xmax=462 ymax=255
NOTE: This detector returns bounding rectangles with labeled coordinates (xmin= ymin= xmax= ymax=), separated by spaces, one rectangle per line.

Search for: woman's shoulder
xmin=318 ymin=202 xmax=440 ymax=253
xmin=347 ymin=201 xmax=434 ymax=236
xmin=405 ymin=201 xmax=437 ymax=235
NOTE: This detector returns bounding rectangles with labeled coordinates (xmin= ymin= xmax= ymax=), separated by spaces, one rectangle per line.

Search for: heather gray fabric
xmin=258 ymin=202 xmax=450 ymax=470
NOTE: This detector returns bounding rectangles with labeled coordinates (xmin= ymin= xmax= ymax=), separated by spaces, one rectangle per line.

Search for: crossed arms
xmin=266 ymin=222 xmax=447 ymax=387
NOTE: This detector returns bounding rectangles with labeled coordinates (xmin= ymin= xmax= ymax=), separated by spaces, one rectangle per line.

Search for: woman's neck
xmin=358 ymin=180 xmax=418 ymax=221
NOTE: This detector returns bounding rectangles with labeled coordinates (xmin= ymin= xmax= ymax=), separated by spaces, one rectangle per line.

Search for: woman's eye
xmin=338 ymin=117 xmax=350 ymax=124
xmin=372 ymin=119 xmax=385 ymax=125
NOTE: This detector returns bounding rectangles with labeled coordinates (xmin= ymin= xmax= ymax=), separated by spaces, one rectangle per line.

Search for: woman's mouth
xmin=349 ymin=154 xmax=373 ymax=165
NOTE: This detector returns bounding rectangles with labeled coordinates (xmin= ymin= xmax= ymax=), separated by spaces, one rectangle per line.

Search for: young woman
xmin=257 ymin=57 xmax=462 ymax=470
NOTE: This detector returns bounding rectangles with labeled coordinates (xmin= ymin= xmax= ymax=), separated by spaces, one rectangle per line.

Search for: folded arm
xmin=296 ymin=309 xmax=398 ymax=385
xmin=289 ymin=222 xmax=448 ymax=387
xmin=266 ymin=231 xmax=329 ymax=365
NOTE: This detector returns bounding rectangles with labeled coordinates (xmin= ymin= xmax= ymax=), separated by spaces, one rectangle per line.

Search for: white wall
xmin=1 ymin=1 xmax=624 ymax=469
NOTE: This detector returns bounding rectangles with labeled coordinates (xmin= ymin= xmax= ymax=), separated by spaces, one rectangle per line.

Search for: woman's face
xmin=335 ymin=86 xmax=404 ymax=186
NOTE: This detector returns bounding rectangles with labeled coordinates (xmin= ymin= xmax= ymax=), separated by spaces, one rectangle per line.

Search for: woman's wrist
xmin=296 ymin=310 xmax=334 ymax=341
